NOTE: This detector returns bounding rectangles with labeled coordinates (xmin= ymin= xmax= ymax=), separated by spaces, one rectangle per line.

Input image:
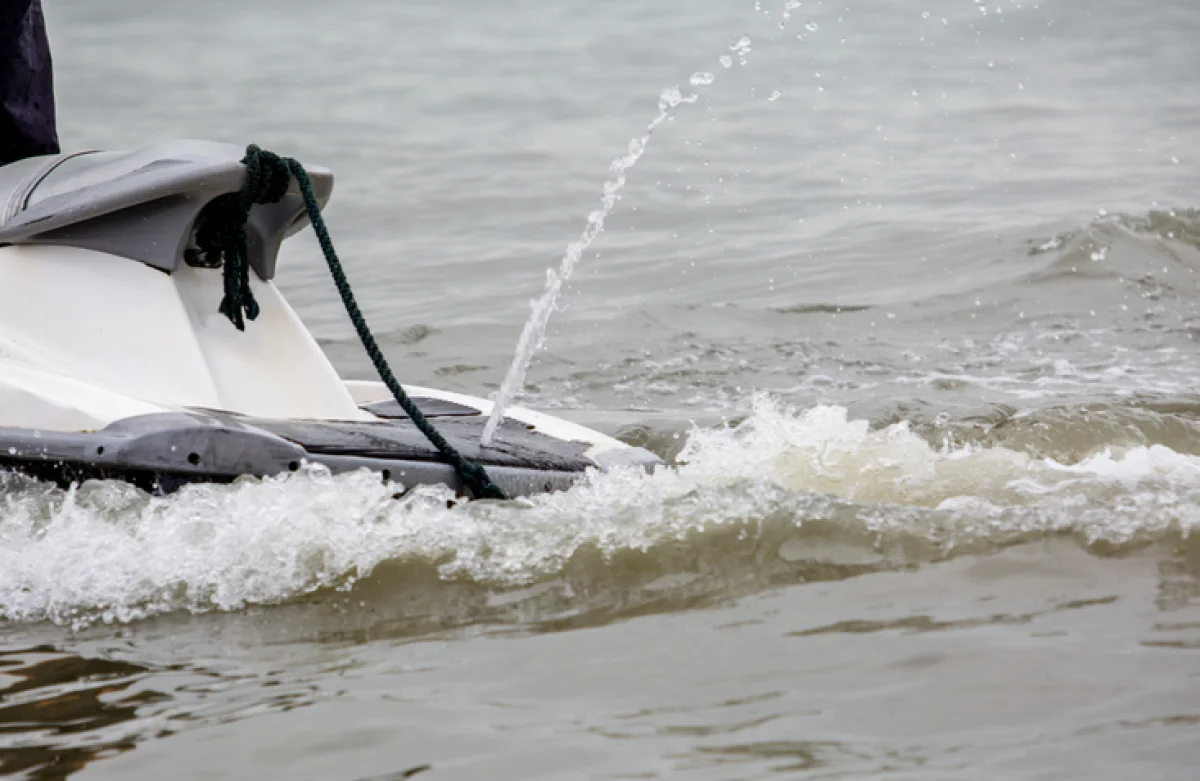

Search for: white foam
xmin=1 ymin=393 xmax=1197 ymax=627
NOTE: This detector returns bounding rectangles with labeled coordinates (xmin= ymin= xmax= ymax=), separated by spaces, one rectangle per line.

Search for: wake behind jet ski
xmin=0 ymin=140 xmax=662 ymax=497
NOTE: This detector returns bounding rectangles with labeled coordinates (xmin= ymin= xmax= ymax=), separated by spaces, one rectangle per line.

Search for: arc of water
xmin=480 ymin=27 xmax=765 ymax=447
xmin=479 ymin=87 xmax=697 ymax=446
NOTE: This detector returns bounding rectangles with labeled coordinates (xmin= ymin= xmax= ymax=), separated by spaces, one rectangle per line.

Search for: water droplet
xmin=690 ymin=72 xmax=715 ymax=86
xmin=805 ymin=22 xmax=819 ymax=31
xmin=768 ymin=90 xmax=783 ymax=102
xmin=987 ymin=59 xmax=995 ymax=68
xmin=1017 ymin=81 xmax=1025 ymax=90
xmin=719 ymin=54 xmax=733 ymax=69
xmin=730 ymin=35 xmax=752 ymax=65
xmin=921 ymin=10 xmax=930 ymax=18
xmin=1171 ymin=156 xmax=1180 ymax=164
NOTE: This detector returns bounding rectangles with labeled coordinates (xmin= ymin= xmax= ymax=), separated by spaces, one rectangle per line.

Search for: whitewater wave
xmin=0 ymin=393 xmax=1197 ymax=628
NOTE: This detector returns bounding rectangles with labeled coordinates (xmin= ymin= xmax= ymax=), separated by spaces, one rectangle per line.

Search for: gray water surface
xmin=2 ymin=1 xmax=1199 ymax=778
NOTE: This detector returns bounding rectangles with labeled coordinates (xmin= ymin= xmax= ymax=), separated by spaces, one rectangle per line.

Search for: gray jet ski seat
xmin=0 ymin=140 xmax=332 ymax=280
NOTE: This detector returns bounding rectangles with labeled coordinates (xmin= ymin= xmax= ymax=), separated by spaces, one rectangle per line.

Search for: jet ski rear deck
xmin=0 ymin=140 xmax=661 ymax=497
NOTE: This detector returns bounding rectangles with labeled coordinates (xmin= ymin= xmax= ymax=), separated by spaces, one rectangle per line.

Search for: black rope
xmin=202 ymin=144 xmax=507 ymax=501
xmin=192 ymin=146 xmax=293 ymax=330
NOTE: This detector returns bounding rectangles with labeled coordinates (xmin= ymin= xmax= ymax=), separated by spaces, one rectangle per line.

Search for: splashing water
xmin=730 ymin=34 xmax=753 ymax=65
xmin=4 ymin=393 xmax=1200 ymax=628
xmin=481 ymin=38 xmax=757 ymax=445
xmin=479 ymin=87 xmax=696 ymax=445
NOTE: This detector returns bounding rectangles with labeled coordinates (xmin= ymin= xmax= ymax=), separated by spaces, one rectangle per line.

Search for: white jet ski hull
xmin=0 ymin=141 xmax=660 ymax=496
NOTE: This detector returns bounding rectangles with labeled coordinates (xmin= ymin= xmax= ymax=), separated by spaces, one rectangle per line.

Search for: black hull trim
xmin=0 ymin=452 xmax=585 ymax=498
xmin=0 ymin=407 xmax=598 ymax=498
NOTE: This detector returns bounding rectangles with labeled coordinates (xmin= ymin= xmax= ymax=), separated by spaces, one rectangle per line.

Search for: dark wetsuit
xmin=0 ymin=0 xmax=58 ymax=166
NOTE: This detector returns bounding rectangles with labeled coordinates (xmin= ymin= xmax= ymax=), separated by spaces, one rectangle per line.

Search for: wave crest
xmin=1 ymin=393 xmax=1197 ymax=629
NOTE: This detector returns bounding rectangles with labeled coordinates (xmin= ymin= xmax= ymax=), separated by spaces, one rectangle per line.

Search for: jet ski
xmin=0 ymin=140 xmax=661 ymax=498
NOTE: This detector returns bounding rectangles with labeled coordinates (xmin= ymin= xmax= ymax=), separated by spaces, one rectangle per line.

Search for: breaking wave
xmin=1 ymin=393 xmax=1198 ymax=629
